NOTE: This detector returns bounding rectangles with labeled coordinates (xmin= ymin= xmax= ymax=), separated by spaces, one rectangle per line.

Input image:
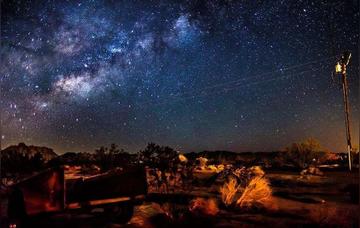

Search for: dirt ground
xmin=1 ymin=170 xmax=359 ymax=227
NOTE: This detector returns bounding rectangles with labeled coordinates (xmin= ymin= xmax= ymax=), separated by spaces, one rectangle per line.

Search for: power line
xmin=127 ymin=66 xmax=325 ymax=110
xmin=113 ymin=56 xmax=335 ymax=111
xmin=170 ymin=55 xmax=337 ymax=98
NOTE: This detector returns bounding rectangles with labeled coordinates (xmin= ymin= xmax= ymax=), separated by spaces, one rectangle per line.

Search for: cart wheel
xmin=106 ymin=202 xmax=134 ymax=224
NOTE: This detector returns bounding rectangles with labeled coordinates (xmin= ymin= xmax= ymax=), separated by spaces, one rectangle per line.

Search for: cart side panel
xmin=66 ymin=167 xmax=147 ymax=203
xmin=12 ymin=168 xmax=65 ymax=215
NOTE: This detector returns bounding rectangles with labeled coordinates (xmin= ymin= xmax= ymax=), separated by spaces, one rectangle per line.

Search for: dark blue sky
xmin=1 ymin=0 xmax=358 ymax=153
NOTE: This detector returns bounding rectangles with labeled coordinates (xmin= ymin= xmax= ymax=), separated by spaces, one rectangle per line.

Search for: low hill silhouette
xmin=1 ymin=143 xmax=58 ymax=161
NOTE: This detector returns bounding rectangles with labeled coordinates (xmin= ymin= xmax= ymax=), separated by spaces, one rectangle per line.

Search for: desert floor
xmin=2 ymin=169 xmax=358 ymax=227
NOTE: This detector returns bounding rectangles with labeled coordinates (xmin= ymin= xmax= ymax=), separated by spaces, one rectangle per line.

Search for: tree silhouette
xmin=94 ymin=144 xmax=130 ymax=171
xmin=285 ymin=138 xmax=327 ymax=169
xmin=1 ymin=150 xmax=45 ymax=177
xmin=139 ymin=143 xmax=182 ymax=192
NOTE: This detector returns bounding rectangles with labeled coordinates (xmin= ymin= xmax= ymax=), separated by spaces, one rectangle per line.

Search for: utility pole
xmin=335 ymin=51 xmax=352 ymax=171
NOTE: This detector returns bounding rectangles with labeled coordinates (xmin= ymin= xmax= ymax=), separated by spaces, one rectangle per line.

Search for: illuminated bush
xmin=220 ymin=166 xmax=273 ymax=210
xmin=248 ymin=166 xmax=265 ymax=177
xmin=220 ymin=176 xmax=241 ymax=206
xmin=236 ymin=176 xmax=272 ymax=209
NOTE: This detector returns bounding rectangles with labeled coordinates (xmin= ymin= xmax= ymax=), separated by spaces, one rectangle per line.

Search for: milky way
xmin=1 ymin=0 xmax=359 ymax=153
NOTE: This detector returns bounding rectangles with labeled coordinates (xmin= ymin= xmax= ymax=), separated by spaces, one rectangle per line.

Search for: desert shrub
xmin=284 ymin=138 xmax=329 ymax=169
xmin=236 ymin=176 xmax=272 ymax=209
xmin=189 ymin=197 xmax=219 ymax=216
xmin=231 ymin=166 xmax=265 ymax=185
xmin=94 ymin=144 xmax=132 ymax=171
xmin=139 ymin=143 xmax=179 ymax=170
xmin=220 ymin=166 xmax=273 ymax=210
xmin=140 ymin=143 xmax=186 ymax=193
xmin=196 ymin=157 xmax=208 ymax=169
xmin=220 ymin=176 xmax=240 ymax=206
xmin=146 ymin=168 xmax=195 ymax=193
xmin=248 ymin=166 xmax=265 ymax=177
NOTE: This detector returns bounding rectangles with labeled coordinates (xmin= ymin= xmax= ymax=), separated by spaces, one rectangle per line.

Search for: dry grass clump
xmin=219 ymin=166 xmax=273 ymax=210
xmin=236 ymin=176 xmax=272 ymax=209
xmin=248 ymin=166 xmax=265 ymax=177
xmin=220 ymin=176 xmax=241 ymax=206
xmin=189 ymin=197 xmax=219 ymax=216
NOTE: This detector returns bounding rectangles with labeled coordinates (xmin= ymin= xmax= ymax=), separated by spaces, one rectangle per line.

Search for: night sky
xmin=1 ymin=0 xmax=359 ymax=154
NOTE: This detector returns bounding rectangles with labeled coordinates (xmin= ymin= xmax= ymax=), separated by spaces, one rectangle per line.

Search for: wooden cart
xmin=6 ymin=166 xmax=147 ymax=227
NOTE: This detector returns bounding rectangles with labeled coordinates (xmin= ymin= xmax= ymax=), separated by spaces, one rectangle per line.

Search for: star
xmin=0 ymin=0 xmax=358 ymax=153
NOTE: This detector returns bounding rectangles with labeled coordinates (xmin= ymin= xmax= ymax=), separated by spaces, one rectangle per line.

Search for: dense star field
xmin=0 ymin=0 xmax=359 ymax=153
